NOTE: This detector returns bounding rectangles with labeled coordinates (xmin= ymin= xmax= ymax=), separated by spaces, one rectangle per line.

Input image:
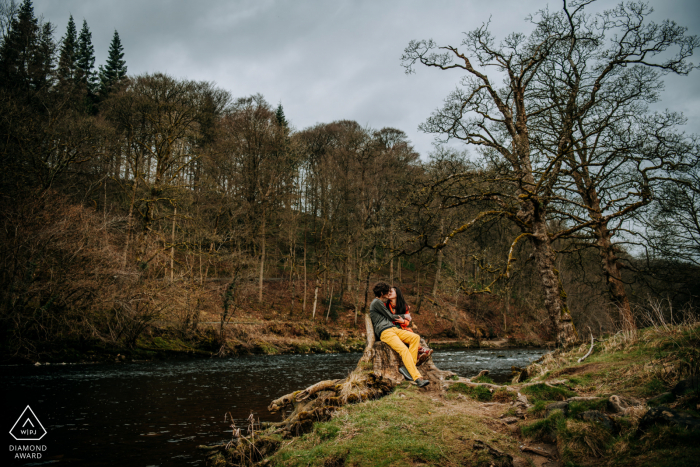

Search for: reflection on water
xmin=1 ymin=348 xmax=544 ymax=466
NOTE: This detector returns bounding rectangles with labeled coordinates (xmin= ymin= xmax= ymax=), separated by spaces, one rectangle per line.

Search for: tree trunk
xmin=259 ymin=214 xmax=265 ymax=303
xmin=432 ymin=219 xmax=444 ymax=295
xmin=529 ymin=225 xmax=577 ymax=347
xmin=303 ymin=227 xmax=307 ymax=313
xmin=570 ymin=165 xmax=636 ymax=331
xmin=311 ymin=283 xmax=319 ymax=320
xmin=595 ymin=223 xmax=635 ymax=331
xmin=122 ymin=177 xmax=138 ymax=269
xmin=170 ymin=206 xmax=176 ymax=282
xmin=347 ymin=241 xmax=352 ymax=292
xmin=432 ymin=249 xmax=443 ymax=296
xmin=325 ymin=285 xmax=334 ymax=322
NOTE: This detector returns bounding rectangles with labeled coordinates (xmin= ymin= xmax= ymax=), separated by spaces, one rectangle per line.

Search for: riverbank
xmin=6 ymin=317 xmax=546 ymax=365
xmin=203 ymin=321 xmax=700 ymax=466
xmin=2 ymin=276 xmax=554 ymax=365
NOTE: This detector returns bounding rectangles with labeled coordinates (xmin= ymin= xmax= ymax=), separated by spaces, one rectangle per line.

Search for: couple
xmin=369 ymin=282 xmax=433 ymax=388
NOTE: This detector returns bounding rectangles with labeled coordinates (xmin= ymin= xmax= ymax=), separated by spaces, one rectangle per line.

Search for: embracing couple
xmin=369 ymin=282 xmax=433 ymax=388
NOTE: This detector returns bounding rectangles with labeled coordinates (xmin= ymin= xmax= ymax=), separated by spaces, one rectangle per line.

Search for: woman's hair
xmin=392 ymin=287 xmax=409 ymax=314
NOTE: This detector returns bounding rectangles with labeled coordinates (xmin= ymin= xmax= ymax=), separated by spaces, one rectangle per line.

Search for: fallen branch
xmin=578 ymin=333 xmax=595 ymax=363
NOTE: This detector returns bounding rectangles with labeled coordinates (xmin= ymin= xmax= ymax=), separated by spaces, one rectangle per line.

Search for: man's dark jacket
xmin=369 ymin=298 xmax=407 ymax=339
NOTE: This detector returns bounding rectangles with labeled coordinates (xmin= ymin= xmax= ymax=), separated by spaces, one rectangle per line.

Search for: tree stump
xmin=267 ymin=337 xmax=453 ymax=438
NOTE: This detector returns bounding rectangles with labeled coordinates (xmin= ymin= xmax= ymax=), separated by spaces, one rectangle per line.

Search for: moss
xmin=521 ymin=383 xmax=576 ymax=403
xmin=271 ymin=389 xmax=505 ymax=467
xmin=643 ymin=377 xmax=667 ymax=396
xmin=448 ymin=383 xmax=492 ymax=401
xmin=528 ymin=400 xmax=548 ymax=418
xmin=521 ymin=410 xmax=565 ymax=440
xmin=492 ymin=388 xmax=518 ymax=403
xmin=566 ymin=399 xmax=608 ymax=419
xmin=315 ymin=424 xmax=340 ymax=441
xmin=472 ymin=375 xmax=495 ymax=384
xmin=257 ymin=341 xmax=280 ymax=355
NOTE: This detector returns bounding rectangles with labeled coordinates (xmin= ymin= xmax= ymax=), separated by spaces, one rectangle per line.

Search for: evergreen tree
xmin=275 ymin=102 xmax=288 ymax=128
xmin=98 ymin=29 xmax=126 ymax=96
xmin=0 ymin=0 xmax=39 ymax=90
xmin=30 ymin=21 xmax=55 ymax=90
xmin=56 ymin=15 xmax=78 ymax=84
xmin=76 ymin=19 xmax=96 ymax=93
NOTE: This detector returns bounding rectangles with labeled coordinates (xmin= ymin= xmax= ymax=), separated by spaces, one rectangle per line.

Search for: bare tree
xmin=526 ymin=1 xmax=699 ymax=330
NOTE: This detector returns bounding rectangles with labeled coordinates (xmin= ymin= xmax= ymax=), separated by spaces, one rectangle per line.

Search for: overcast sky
xmin=34 ymin=0 xmax=700 ymax=158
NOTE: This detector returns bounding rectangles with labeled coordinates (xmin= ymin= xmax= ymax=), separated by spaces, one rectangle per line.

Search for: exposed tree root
xmin=268 ymin=338 xmax=454 ymax=438
xmin=201 ymin=338 xmax=455 ymax=465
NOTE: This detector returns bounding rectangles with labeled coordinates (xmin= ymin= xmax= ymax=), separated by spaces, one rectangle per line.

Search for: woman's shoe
xmin=416 ymin=348 xmax=433 ymax=366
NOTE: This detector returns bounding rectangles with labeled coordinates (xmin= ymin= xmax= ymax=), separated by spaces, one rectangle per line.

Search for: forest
xmin=1 ymin=0 xmax=699 ymax=362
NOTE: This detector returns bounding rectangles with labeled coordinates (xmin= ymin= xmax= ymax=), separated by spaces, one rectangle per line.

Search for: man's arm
xmin=370 ymin=300 xmax=400 ymax=322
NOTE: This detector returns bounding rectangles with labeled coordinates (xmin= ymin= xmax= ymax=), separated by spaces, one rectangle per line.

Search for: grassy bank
xmin=239 ymin=321 xmax=700 ymax=467
xmin=9 ymin=322 xmax=368 ymax=365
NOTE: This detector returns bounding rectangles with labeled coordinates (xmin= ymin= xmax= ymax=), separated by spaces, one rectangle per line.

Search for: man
xmin=369 ymin=281 xmax=430 ymax=388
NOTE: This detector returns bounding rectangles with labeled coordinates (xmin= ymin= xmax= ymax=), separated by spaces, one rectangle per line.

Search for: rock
xmin=638 ymin=406 xmax=700 ymax=433
xmin=545 ymin=401 xmax=569 ymax=417
xmin=472 ymin=440 xmax=514 ymax=466
xmin=671 ymin=377 xmax=700 ymax=397
xmin=608 ymin=395 xmax=641 ymax=414
xmin=515 ymin=393 xmax=531 ymax=409
xmin=519 ymin=444 xmax=555 ymax=459
xmin=578 ymin=410 xmax=617 ymax=433
xmin=501 ymin=417 xmax=520 ymax=424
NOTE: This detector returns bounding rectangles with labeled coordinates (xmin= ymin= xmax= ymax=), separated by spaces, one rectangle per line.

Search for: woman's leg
xmin=380 ymin=328 xmax=422 ymax=380
xmin=395 ymin=328 xmax=420 ymax=364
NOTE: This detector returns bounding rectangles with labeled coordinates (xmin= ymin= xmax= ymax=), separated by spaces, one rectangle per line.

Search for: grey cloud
xmin=35 ymin=0 xmax=700 ymax=157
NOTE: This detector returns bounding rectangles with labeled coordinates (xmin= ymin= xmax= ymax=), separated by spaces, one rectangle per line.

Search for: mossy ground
xmin=270 ymin=383 xmax=519 ymax=467
xmin=519 ymin=322 xmax=700 ymax=466
xmin=254 ymin=322 xmax=700 ymax=467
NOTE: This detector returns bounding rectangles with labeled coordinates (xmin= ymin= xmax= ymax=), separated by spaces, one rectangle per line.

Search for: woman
xmin=386 ymin=286 xmax=433 ymax=364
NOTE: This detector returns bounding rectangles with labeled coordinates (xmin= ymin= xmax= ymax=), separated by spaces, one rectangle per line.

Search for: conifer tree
xmin=56 ymin=14 xmax=78 ymax=84
xmin=98 ymin=29 xmax=126 ymax=96
xmin=0 ymin=0 xmax=39 ymax=90
xmin=31 ymin=21 xmax=54 ymax=90
xmin=76 ymin=19 xmax=96 ymax=93
xmin=275 ymin=102 xmax=288 ymax=128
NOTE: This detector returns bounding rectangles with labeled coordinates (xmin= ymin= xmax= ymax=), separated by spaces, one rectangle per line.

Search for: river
xmin=1 ymin=348 xmax=545 ymax=466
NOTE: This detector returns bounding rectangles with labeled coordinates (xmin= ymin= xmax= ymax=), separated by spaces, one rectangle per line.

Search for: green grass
xmin=527 ymin=400 xmax=548 ymax=417
xmin=521 ymin=410 xmax=565 ymax=439
xmin=472 ymin=374 xmax=495 ymax=384
xmin=642 ymin=377 xmax=667 ymax=396
xmin=517 ymin=322 xmax=700 ymax=467
xmin=521 ymin=383 xmax=576 ymax=403
xmin=448 ymin=382 xmax=492 ymax=401
xmin=566 ymin=399 xmax=608 ymax=418
xmin=271 ymin=387 xmax=516 ymax=467
xmin=564 ymin=374 xmax=592 ymax=387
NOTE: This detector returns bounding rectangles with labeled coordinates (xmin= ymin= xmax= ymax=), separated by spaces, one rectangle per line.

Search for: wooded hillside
xmin=1 ymin=0 xmax=698 ymax=360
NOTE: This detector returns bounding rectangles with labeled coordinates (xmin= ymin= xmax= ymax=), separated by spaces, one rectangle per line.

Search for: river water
xmin=1 ymin=348 xmax=545 ymax=466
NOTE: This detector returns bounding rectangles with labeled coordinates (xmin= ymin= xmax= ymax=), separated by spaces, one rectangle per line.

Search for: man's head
xmin=373 ymin=281 xmax=391 ymax=299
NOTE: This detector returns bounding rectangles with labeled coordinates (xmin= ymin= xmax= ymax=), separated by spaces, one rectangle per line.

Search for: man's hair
xmin=373 ymin=281 xmax=391 ymax=298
